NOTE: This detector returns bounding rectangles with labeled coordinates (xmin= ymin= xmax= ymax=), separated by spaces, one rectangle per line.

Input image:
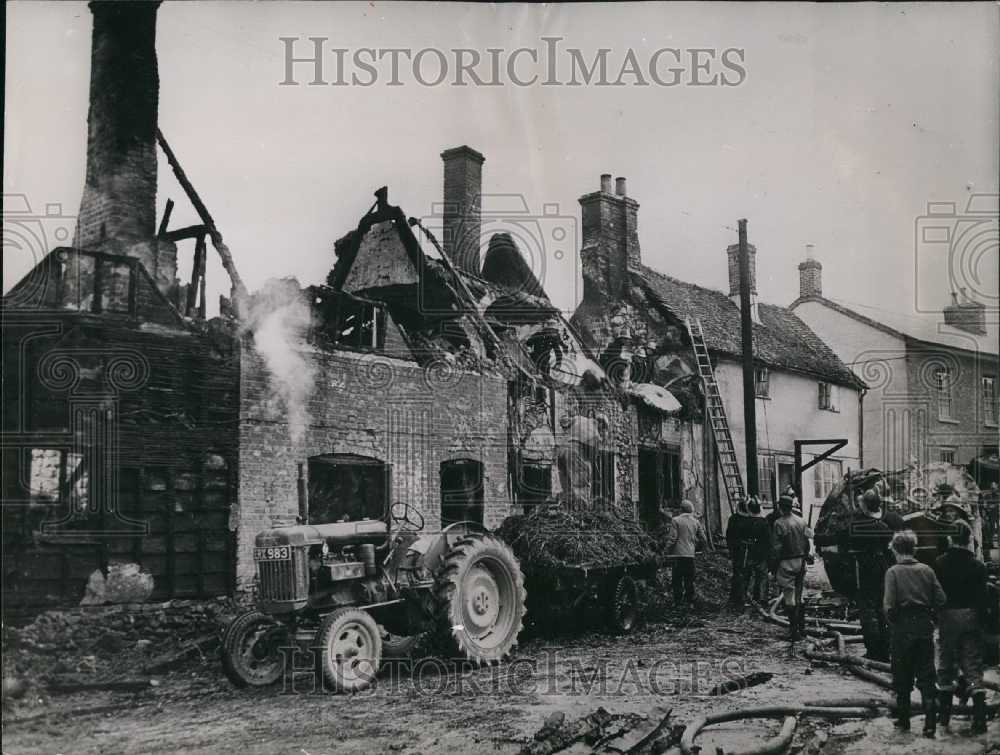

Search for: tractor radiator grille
xmin=257 ymin=551 xmax=307 ymax=603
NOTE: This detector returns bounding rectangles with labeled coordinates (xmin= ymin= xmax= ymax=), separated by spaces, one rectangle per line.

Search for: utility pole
xmin=738 ymin=219 xmax=759 ymax=497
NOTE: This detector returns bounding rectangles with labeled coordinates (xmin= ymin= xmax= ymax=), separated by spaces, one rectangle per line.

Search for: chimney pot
xmin=615 ymin=177 xmax=627 ymax=197
xmin=805 ymin=243 xmax=815 ymax=260
xmin=600 ymin=174 xmax=612 ymax=193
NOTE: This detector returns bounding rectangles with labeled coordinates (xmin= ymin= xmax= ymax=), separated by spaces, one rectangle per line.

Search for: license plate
xmin=255 ymin=545 xmax=290 ymax=561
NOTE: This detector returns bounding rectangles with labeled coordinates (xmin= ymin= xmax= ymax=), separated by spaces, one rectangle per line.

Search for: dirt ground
xmin=3 ymin=563 xmax=998 ymax=754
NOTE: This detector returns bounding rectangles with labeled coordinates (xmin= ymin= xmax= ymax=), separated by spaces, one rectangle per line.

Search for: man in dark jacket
xmin=725 ymin=499 xmax=751 ymax=607
xmin=850 ymin=490 xmax=893 ymax=661
xmin=933 ymin=519 xmax=989 ymax=734
xmin=744 ymin=498 xmax=771 ymax=604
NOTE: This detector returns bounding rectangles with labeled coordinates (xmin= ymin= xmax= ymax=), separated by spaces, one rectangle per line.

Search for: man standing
xmin=884 ymin=530 xmax=947 ymax=738
xmin=666 ymin=500 xmax=708 ymax=607
xmin=850 ymin=490 xmax=893 ymax=661
xmin=770 ymin=493 xmax=812 ymax=640
xmin=726 ymin=498 xmax=751 ymax=607
xmin=744 ymin=498 xmax=771 ymax=604
xmin=933 ymin=519 xmax=989 ymax=734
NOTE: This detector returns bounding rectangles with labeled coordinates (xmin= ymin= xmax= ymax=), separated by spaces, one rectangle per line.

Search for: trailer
xmin=522 ymin=556 xmax=661 ymax=635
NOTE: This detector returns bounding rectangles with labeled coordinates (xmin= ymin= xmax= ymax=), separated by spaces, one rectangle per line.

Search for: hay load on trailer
xmin=496 ymin=503 xmax=662 ymax=634
xmin=814 ymin=462 xmax=980 ymax=597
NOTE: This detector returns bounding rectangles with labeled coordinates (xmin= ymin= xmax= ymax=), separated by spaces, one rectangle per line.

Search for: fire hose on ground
xmin=752 ymin=596 xmax=1000 ymax=718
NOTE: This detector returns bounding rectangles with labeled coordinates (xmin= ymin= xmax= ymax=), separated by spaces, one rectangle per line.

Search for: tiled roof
xmin=634 ymin=264 xmax=863 ymax=388
xmin=790 ymin=294 xmax=998 ymax=357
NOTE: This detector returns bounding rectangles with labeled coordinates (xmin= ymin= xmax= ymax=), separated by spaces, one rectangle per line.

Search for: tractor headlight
xmin=321 ymin=542 xmax=330 ymax=556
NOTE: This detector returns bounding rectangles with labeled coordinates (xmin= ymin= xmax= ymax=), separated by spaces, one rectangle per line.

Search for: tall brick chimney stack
xmin=798 ymin=243 xmax=822 ymax=298
xmin=579 ymin=174 xmax=640 ymax=299
xmin=76 ymin=1 xmax=175 ymax=295
xmin=440 ymin=146 xmax=485 ymax=276
xmin=727 ymin=240 xmax=761 ymax=324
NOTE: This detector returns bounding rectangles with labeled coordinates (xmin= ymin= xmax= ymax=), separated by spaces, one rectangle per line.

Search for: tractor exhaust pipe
xmin=297 ymin=462 xmax=308 ymax=525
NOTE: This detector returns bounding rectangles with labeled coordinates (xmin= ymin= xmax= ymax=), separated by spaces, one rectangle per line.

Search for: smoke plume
xmin=241 ymin=278 xmax=315 ymax=444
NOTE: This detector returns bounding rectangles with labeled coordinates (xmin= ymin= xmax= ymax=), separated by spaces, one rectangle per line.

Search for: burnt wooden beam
xmin=186 ymin=234 xmax=206 ymax=316
xmin=157 ymin=198 xmax=175 ymax=237
xmin=162 ymin=224 xmax=208 ymax=243
xmin=156 ymin=129 xmax=248 ymax=306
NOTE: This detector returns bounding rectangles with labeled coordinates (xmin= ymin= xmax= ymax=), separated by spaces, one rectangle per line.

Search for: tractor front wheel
xmin=435 ymin=534 xmax=526 ymax=665
xmin=221 ymin=610 xmax=288 ymax=688
xmin=316 ymin=607 xmax=383 ymax=693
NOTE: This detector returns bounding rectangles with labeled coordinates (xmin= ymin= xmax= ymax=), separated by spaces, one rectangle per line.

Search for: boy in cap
xmin=884 ymin=529 xmax=946 ymax=737
xmin=770 ymin=492 xmax=812 ymax=639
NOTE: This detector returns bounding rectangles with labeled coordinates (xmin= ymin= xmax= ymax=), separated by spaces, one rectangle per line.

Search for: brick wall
xmin=235 ymin=342 xmax=512 ymax=587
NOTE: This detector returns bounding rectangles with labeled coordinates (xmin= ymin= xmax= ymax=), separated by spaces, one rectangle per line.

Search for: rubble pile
xmin=497 ymin=504 xmax=661 ymax=572
xmin=2 ymin=597 xmax=239 ymax=712
xmin=649 ymin=552 xmax=733 ymax=614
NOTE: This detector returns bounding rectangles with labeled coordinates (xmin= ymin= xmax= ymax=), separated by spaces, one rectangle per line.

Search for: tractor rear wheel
xmin=316 ymin=607 xmax=382 ymax=693
xmin=435 ymin=534 xmax=526 ymax=665
xmin=221 ymin=610 xmax=288 ymax=688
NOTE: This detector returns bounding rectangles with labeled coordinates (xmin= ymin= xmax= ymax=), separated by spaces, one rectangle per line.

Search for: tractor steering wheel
xmin=390 ymin=501 xmax=425 ymax=532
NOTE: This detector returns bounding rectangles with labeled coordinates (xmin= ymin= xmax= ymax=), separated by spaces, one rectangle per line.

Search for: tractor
xmin=221 ymin=502 xmax=526 ymax=692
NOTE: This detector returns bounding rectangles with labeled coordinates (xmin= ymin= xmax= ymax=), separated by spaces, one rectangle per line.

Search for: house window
xmin=307 ymin=454 xmax=388 ymax=524
xmin=317 ymin=292 xmax=386 ymax=351
xmin=441 ymin=459 xmax=484 ymax=527
xmin=754 ymin=366 xmax=770 ymax=399
xmin=812 ymin=459 xmax=843 ymax=500
xmin=514 ymin=461 xmax=551 ymax=510
xmin=934 ymin=368 xmax=954 ymax=420
xmin=938 ymin=448 xmax=956 ymax=464
xmin=818 ymin=382 xmax=837 ymax=411
xmin=984 ymin=377 xmax=997 ymax=425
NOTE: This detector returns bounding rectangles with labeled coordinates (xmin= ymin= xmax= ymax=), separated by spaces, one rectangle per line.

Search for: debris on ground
xmin=1 ymin=597 xmax=238 ymax=717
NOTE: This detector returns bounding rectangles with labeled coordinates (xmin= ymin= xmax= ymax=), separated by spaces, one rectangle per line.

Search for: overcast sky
xmin=4 ymin=1 xmax=998 ymax=326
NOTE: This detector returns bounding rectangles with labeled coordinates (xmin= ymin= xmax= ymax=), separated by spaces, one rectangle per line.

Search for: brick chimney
xmin=943 ymin=287 xmax=987 ymax=335
xmin=440 ymin=146 xmax=485 ymax=276
xmin=798 ymin=243 xmax=822 ymax=298
xmin=727 ymin=241 xmax=761 ymax=324
xmin=579 ymin=174 xmax=640 ymax=299
xmin=76 ymin=1 xmax=175 ymax=295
